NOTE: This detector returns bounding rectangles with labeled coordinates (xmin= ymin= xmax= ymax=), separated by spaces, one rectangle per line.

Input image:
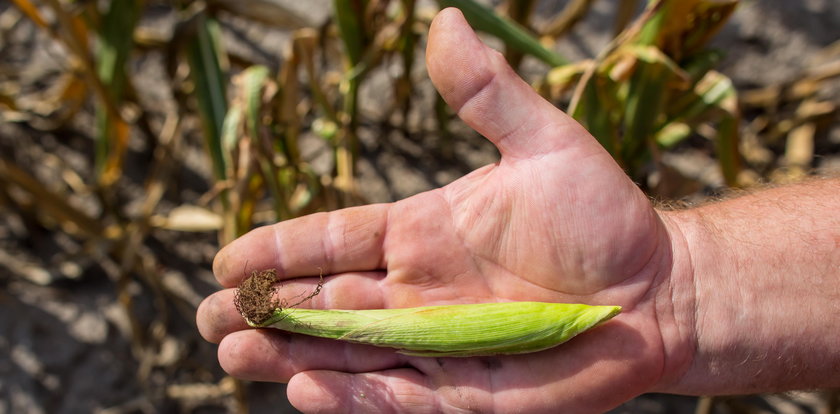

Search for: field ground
xmin=0 ymin=1 xmax=838 ymax=413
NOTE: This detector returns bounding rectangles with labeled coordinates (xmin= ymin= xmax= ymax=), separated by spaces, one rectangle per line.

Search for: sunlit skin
xmin=197 ymin=7 xmax=840 ymax=414
xmin=198 ymin=9 xmax=691 ymax=412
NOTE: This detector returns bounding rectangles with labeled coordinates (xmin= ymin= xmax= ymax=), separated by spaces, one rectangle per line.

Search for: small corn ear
xmin=249 ymin=302 xmax=621 ymax=357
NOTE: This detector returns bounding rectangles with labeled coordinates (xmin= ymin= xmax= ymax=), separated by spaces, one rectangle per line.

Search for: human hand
xmin=198 ymin=8 xmax=692 ymax=413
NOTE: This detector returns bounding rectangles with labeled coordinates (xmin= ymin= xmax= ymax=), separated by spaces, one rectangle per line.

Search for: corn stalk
xmin=556 ymin=0 xmax=741 ymax=189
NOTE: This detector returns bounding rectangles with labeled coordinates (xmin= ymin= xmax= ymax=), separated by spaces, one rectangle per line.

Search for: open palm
xmin=198 ymin=9 xmax=686 ymax=413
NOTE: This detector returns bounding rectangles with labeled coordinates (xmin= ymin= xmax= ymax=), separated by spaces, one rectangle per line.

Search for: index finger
xmin=213 ymin=204 xmax=390 ymax=288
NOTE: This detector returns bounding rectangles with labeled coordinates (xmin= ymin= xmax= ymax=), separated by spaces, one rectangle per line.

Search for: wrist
xmin=647 ymin=208 xmax=705 ymax=394
xmin=659 ymin=205 xmax=748 ymax=395
xmin=650 ymin=180 xmax=840 ymax=395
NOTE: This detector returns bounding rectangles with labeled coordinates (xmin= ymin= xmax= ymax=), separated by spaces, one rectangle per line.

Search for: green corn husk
xmin=235 ymin=270 xmax=620 ymax=357
xmin=250 ymin=301 xmax=620 ymax=357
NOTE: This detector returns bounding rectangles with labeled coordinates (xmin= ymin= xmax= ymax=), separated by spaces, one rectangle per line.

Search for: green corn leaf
xmin=572 ymin=76 xmax=622 ymax=158
xmin=333 ymin=0 xmax=366 ymax=67
xmin=253 ymin=302 xmax=620 ymax=357
xmin=716 ymin=113 xmax=741 ymax=186
xmin=622 ymin=54 xmax=669 ymax=166
xmin=619 ymin=45 xmax=689 ymax=173
xmin=437 ymin=0 xmax=568 ymax=67
xmin=220 ymin=101 xmax=242 ymax=174
xmin=655 ymin=70 xmax=741 ymax=186
xmin=655 ymin=122 xmax=691 ymax=148
xmin=242 ymin=65 xmax=270 ymax=142
xmin=667 ymin=69 xmax=736 ymax=125
xmin=186 ymin=14 xmax=228 ymax=182
xmin=94 ymin=0 xmax=141 ymax=183
xmin=680 ymin=49 xmax=724 ymax=83
xmin=636 ymin=0 xmax=668 ymax=46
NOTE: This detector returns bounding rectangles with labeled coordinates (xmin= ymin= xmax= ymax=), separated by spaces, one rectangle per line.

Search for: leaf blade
xmin=438 ymin=0 xmax=568 ymax=67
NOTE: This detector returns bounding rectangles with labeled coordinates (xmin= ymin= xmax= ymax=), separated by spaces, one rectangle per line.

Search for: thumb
xmin=426 ymin=8 xmax=591 ymax=159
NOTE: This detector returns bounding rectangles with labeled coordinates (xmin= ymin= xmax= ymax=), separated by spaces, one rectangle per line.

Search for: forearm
xmin=661 ymin=178 xmax=840 ymax=395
